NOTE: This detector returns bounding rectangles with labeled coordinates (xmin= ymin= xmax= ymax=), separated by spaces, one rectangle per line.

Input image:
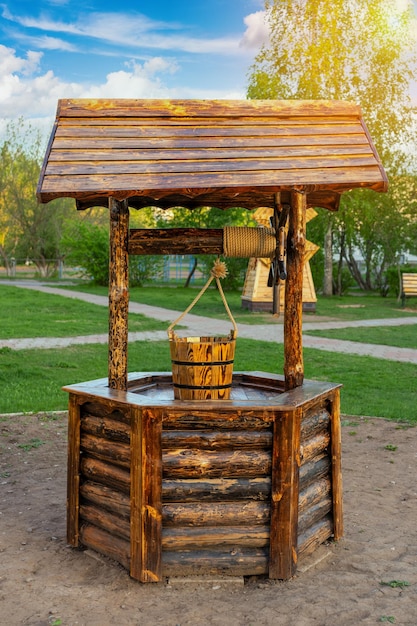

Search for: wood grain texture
xmin=130 ymin=406 xmax=163 ymax=583
xmin=108 ymin=198 xmax=129 ymax=391
xmin=284 ymin=191 xmax=306 ymax=390
xmin=67 ymin=394 xmax=81 ymax=547
xmin=37 ymin=98 xmax=388 ymax=209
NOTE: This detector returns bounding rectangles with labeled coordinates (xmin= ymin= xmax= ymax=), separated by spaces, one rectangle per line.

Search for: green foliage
xmin=129 ymin=255 xmax=164 ymax=287
xmin=62 ymin=222 xmax=109 ymax=285
xmin=380 ymin=580 xmax=410 ymax=589
xmin=248 ymin=0 xmax=417 ymax=293
xmin=0 ymin=119 xmax=71 ymax=277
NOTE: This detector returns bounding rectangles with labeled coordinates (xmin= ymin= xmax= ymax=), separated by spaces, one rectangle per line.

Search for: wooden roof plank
xmin=45 ymin=155 xmax=380 ymax=176
xmin=56 ymin=98 xmax=363 ymax=118
xmin=48 ymin=145 xmax=374 ymax=162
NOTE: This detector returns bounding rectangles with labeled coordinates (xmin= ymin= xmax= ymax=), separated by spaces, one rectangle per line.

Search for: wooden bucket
xmin=167 ymin=259 xmax=238 ymax=401
xmin=169 ymin=332 xmax=236 ymax=400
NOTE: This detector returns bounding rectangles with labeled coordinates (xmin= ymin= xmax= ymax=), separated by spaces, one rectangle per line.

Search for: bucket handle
xmin=168 ymin=261 xmax=238 ymax=340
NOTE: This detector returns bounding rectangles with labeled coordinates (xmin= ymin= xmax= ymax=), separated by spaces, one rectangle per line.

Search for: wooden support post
xmin=67 ymin=394 xmax=81 ymax=546
xmin=284 ymin=190 xmax=306 ymax=390
xmin=269 ymin=408 xmax=301 ymax=579
xmin=329 ymin=389 xmax=344 ymax=540
xmin=108 ymin=198 xmax=129 ymax=390
xmin=130 ymin=407 xmax=162 ymax=582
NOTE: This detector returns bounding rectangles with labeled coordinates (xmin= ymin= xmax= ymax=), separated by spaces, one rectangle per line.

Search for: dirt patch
xmin=0 ymin=412 xmax=416 ymax=625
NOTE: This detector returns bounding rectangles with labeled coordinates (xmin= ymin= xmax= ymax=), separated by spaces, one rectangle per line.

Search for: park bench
xmin=401 ymin=273 xmax=417 ymax=306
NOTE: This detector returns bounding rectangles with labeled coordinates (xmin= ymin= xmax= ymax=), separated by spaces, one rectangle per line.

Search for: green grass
xmin=305 ymin=324 xmax=417 ymax=349
xmin=1 ymin=339 xmax=416 ymax=422
xmin=1 ymin=283 xmax=417 ymax=422
xmin=0 ymin=286 xmax=166 ymax=338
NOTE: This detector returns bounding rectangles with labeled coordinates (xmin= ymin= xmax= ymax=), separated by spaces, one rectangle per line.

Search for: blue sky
xmin=1 ymin=0 xmax=416 ymax=135
xmin=0 ymin=0 xmax=267 ymax=128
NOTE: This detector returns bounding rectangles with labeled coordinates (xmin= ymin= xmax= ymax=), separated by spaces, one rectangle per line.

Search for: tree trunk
xmin=323 ymin=215 xmax=333 ymax=296
xmin=184 ymin=257 xmax=198 ymax=288
xmin=335 ymin=228 xmax=345 ymax=296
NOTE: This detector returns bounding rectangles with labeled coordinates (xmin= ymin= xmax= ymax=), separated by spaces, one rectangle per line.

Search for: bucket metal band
xmin=173 ymin=382 xmax=232 ymax=390
xmin=171 ymin=359 xmax=234 ymax=367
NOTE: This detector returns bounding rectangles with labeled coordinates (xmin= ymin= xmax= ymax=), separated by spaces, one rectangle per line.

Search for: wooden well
xmin=37 ymin=98 xmax=388 ymax=582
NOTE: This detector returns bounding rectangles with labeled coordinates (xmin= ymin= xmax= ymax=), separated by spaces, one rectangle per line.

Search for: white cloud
xmin=0 ymin=45 xmax=245 ymax=128
xmin=2 ymin=7 xmax=245 ymax=56
xmin=240 ymin=11 xmax=269 ymax=50
xmin=15 ymin=34 xmax=78 ymax=52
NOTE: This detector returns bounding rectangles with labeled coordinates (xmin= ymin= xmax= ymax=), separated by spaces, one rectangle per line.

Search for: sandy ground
xmin=0 ymin=411 xmax=416 ymax=626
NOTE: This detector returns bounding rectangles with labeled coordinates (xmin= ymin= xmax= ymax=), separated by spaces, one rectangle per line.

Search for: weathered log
xmin=67 ymin=395 xmax=81 ymax=547
xmin=162 ymin=477 xmax=271 ymax=502
xmin=81 ymin=401 xmax=130 ymax=424
xmin=80 ymin=504 xmax=130 ymax=540
xmin=162 ymin=449 xmax=271 ymax=479
xmin=80 ymin=456 xmax=130 ymax=494
xmin=161 ymin=429 xmax=273 ymax=451
xmin=300 ymin=408 xmax=330 ymax=441
xmin=297 ymin=515 xmax=333 ymax=559
xmin=81 ymin=414 xmax=131 ymax=443
xmin=300 ymin=432 xmax=331 ymax=464
xmin=162 ymin=501 xmax=270 ymax=527
xmin=298 ymin=477 xmax=331 ymax=514
xmin=80 ymin=432 xmax=130 ymax=468
xmin=80 ymin=481 xmax=130 ymax=518
xmin=129 ymin=228 xmax=223 ymax=255
xmin=162 ymin=525 xmax=269 ymax=550
xmin=298 ymin=496 xmax=333 ymax=536
xmin=130 ymin=406 xmax=163 ymax=583
xmin=269 ymin=408 xmax=301 ymax=580
xmin=284 ymin=191 xmax=306 ymax=390
xmin=108 ymin=197 xmax=129 ymax=391
xmin=329 ymin=390 xmax=344 ymax=540
xmin=162 ymin=548 xmax=269 ymax=577
xmin=162 ymin=409 xmax=273 ymax=431
xmin=80 ymin=523 xmax=130 ymax=570
xmin=299 ymin=455 xmax=331 ymax=490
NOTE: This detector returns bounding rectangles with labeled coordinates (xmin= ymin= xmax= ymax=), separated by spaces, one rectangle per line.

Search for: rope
xmin=223 ymin=226 xmax=276 ymax=259
xmin=167 ymin=259 xmax=238 ymax=340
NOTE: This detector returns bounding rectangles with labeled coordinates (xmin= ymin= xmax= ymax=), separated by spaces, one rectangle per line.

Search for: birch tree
xmin=247 ymin=0 xmax=417 ymax=293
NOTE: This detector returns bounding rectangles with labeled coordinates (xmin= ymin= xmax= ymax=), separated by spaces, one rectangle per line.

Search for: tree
xmin=0 ymin=119 xmax=71 ymax=277
xmin=248 ymin=0 xmax=417 ymax=293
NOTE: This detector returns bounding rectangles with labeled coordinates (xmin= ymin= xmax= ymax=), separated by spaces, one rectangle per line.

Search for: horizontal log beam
xmin=128 ymin=227 xmax=277 ymax=258
xmin=162 ymin=477 xmax=271 ymax=502
xmin=162 ymin=548 xmax=269 ymax=577
xmin=163 ymin=501 xmax=270 ymax=527
xmin=162 ymin=525 xmax=269 ymax=550
xmin=80 ymin=480 xmax=130 ymax=518
xmin=162 ymin=449 xmax=271 ymax=479
xmin=80 ymin=457 xmax=130 ymax=493
xmin=129 ymin=228 xmax=223 ymax=255
xmin=161 ymin=429 xmax=273 ymax=451
xmin=80 ymin=523 xmax=130 ymax=570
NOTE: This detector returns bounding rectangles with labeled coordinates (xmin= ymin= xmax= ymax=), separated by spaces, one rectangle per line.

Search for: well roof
xmin=37 ymin=98 xmax=388 ymax=211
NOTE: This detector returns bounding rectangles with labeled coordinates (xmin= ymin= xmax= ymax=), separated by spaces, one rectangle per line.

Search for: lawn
xmin=305 ymin=324 xmax=417 ymax=349
xmin=0 ymin=285 xmax=166 ymax=338
xmin=1 ymin=283 xmax=417 ymax=422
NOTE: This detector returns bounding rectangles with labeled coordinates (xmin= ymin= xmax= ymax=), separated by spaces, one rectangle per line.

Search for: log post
xmin=130 ymin=407 xmax=162 ymax=582
xmin=108 ymin=198 xmax=129 ymax=390
xmin=269 ymin=408 xmax=301 ymax=579
xmin=284 ymin=190 xmax=306 ymax=390
xmin=329 ymin=389 xmax=344 ymax=540
xmin=67 ymin=394 xmax=81 ymax=546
